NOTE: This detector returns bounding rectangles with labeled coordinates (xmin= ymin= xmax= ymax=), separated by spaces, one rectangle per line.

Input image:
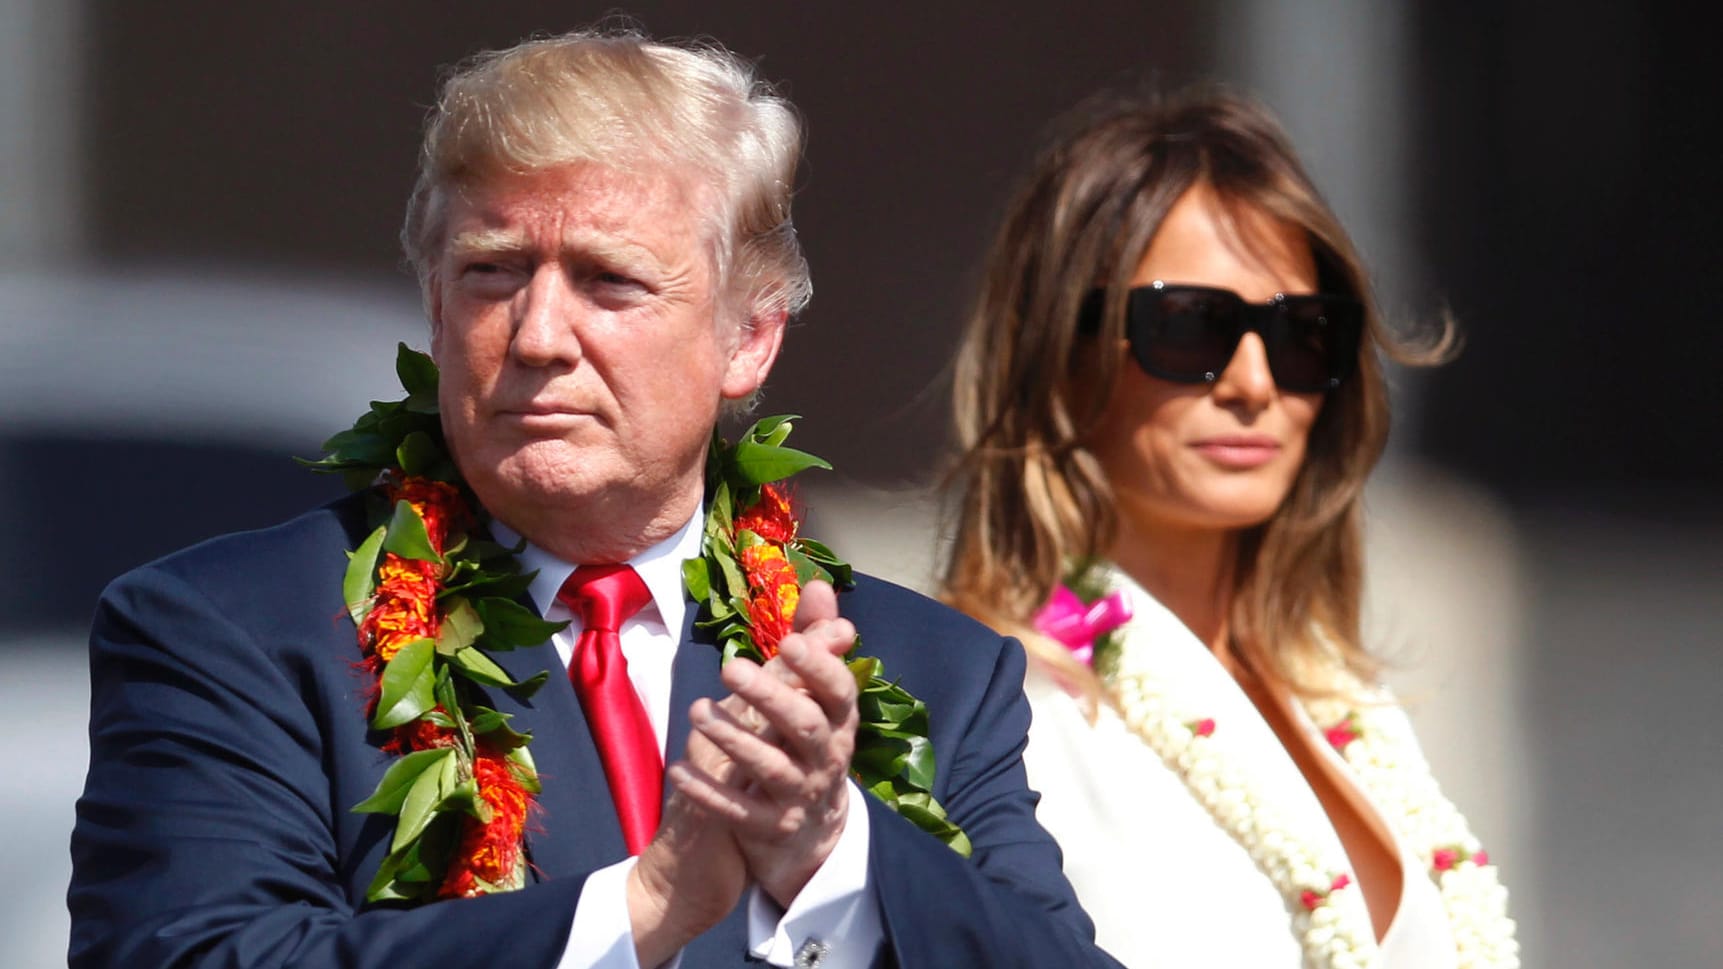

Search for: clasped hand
xmin=628 ymin=580 xmax=859 ymax=961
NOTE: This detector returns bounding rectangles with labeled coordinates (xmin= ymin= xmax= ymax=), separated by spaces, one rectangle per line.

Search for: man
xmin=68 ymin=28 xmax=1119 ymax=969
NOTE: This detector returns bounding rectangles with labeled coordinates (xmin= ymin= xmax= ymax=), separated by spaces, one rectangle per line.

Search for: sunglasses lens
xmin=1268 ymin=297 xmax=1361 ymax=391
xmin=1134 ymin=287 xmax=1239 ymax=382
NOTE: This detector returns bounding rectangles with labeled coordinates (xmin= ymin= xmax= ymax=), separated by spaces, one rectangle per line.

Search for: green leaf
xmin=313 ymin=428 xmax=399 ymax=470
xmin=728 ymin=439 xmax=831 ymax=488
xmin=507 ymin=745 xmax=542 ymax=794
xmin=351 ymin=747 xmax=455 ymax=815
xmin=720 ymin=636 xmax=765 ymax=665
xmin=704 ymin=595 xmax=735 ymax=622
xmin=364 ymin=845 xmax=420 ymax=902
xmin=709 ymin=481 xmax=735 ymax=534
xmin=866 ymin=778 xmax=899 ymax=803
xmin=759 ymin=419 xmax=794 ymax=448
xmin=343 ymin=526 xmax=386 ymax=622
xmin=510 ymin=670 xmax=550 ymax=699
xmin=794 ymin=538 xmax=854 ymax=588
xmin=715 ymin=549 xmax=747 ymax=603
xmin=395 ymin=430 xmax=441 ymax=478
xmin=864 ymin=787 xmax=970 ymax=857
xmin=432 ymin=666 xmax=471 ymax=753
xmin=469 ymin=707 xmax=513 ymax=734
xmin=392 ymin=747 xmax=457 ymax=852
xmin=478 ymin=724 xmax=531 ymax=752
xmin=382 ymin=500 xmax=440 ymax=563
xmin=396 ymin=343 xmax=440 ymax=400
xmin=441 ymin=568 xmax=534 ymax=601
xmin=436 ymin=598 xmax=482 ymax=655
xmin=863 ymin=696 xmax=919 ymax=727
xmin=474 ymin=596 xmax=567 ymax=649
xmin=784 ymin=545 xmax=827 ymax=586
xmin=740 ymin=414 xmax=797 ymax=447
xmin=372 ymin=638 xmax=437 ymax=729
xmin=448 ymin=645 xmax=522 ymax=688
xmin=901 ymin=734 xmax=936 ymax=790
xmin=847 ymin=655 xmax=881 ymax=684
xmin=682 ymin=556 xmax=711 ymax=602
xmin=438 ymin=778 xmax=492 ymax=823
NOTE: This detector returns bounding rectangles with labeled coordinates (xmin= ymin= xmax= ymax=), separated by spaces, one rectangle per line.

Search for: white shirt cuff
xmin=559 ymin=856 xmax=684 ymax=969
xmin=746 ymin=780 xmax=883 ymax=969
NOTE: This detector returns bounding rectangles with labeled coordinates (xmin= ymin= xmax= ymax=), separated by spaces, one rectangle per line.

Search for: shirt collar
xmin=494 ymin=509 xmax=701 ymax=635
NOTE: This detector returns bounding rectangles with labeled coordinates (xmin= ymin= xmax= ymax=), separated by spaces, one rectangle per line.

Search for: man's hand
xmin=628 ymin=738 xmax=750 ymax=966
xmin=668 ymin=579 xmax=860 ymax=908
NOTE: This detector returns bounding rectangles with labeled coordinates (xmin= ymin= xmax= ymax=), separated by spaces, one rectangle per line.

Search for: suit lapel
xmin=664 ymin=601 xmax=724 ymax=800
xmin=489 ymin=635 xmax=630 ymax=878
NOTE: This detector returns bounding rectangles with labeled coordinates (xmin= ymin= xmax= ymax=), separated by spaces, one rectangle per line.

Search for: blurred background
xmin=3 ymin=1 xmax=1716 ymax=966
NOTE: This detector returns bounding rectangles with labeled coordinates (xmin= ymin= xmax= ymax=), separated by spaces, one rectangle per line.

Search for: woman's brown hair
xmin=941 ymin=85 xmax=1452 ymax=699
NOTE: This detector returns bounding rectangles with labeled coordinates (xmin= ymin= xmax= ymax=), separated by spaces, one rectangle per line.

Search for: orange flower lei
xmin=309 ymin=346 xmax=559 ymax=904
xmin=352 ymin=475 xmax=536 ymax=899
xmin=311 ymin=347 xmax=970 ymax=905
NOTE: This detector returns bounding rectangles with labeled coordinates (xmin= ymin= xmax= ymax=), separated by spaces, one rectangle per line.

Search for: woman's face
xmin=1089 ymin=182 xmax=1325 ymax=541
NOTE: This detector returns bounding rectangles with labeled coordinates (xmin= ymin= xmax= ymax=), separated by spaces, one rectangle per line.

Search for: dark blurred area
xmin=1410 ymin=1 xmax=1723 ymax=505
xmin=0 ymin=437 xmax=344 ymax=627
xmin=4 ymin=2 xmax=1717 ymax=967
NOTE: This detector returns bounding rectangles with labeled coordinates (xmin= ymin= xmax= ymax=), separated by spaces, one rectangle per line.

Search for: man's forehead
xmin=440 ymin=162 xmax=718 ymax=254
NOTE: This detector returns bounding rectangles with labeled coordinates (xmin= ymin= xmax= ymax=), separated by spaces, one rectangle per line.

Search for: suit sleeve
xmin=68 ymin=563 xmax=590 ymax=969
xmin=867 ymin=636 xmax=1124 ymax=968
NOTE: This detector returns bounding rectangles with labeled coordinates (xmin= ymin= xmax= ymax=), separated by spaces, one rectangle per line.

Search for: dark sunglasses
xmin=1079 ymin=281 xmax=1363 ymax=392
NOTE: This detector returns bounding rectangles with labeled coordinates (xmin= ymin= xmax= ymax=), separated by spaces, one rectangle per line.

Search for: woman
xmin=942 ymin=87 xmax=1518 ymax=968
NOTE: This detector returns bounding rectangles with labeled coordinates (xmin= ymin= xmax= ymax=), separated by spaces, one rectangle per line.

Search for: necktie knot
xmin=554 ymin=562 xmax=660 ymax=854
xmin=557 ymin=564 xmax=651 ymax=633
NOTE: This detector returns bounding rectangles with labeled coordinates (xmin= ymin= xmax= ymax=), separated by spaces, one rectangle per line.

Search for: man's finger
xmin=777 ymin=626 xmax=860 ymax=726
xmin=721 ymin=653 xmax=841 ymax=763
xmin=666 ymin=760 xmax=760 ymax=824
xmin=792 ymin=579 xmax=840 ymax=631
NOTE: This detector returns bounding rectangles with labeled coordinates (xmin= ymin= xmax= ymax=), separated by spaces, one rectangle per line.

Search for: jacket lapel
xmin=490 ymin=636 xmax=629 ymax=878
xmin=663 ymin=602 xmax=724 ymax=800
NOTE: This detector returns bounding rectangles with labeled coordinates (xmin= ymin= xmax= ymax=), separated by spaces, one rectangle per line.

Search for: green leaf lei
xmin=692 ymin=416 xmax=970 ymax=855
xmin=306 ymin=344 xmax=968 ymax=903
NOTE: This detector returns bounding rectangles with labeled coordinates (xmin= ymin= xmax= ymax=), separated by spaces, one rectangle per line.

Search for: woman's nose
xmin=1210 ymin=331 xmax=1276 ymax=409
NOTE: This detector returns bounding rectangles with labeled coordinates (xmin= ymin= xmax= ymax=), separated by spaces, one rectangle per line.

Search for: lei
xmin=306 ymin=344 xmax=967 ymax=904
xmin=1040 ymin=571 xmax=1519 ymax=969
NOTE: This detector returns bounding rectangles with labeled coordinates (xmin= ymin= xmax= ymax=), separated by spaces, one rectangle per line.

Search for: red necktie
xmin=557 ymin=564 xmax=660 ymax=855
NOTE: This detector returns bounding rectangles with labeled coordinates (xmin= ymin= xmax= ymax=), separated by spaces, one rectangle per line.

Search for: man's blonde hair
xmin=401 ymin=27 xmax=811 ymax=325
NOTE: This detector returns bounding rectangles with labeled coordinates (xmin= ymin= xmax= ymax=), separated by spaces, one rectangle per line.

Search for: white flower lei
xmin=1103 ymin=630 xmax=1520 ymax=969
xmin=1305 ymin=695 xmax=1521 ymax=969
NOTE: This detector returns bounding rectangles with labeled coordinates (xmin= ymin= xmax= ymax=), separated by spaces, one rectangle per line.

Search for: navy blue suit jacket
xmin=69 ymin=495 xmax=1118 ymax=967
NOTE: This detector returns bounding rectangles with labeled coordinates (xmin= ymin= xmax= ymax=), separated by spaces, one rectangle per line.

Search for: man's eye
xmin=594 ymin=271 xmax=642 ymax=289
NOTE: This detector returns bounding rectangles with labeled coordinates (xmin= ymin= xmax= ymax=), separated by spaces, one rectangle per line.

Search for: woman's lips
xmin=1191 ymin=435 xmax=1281 ymax=469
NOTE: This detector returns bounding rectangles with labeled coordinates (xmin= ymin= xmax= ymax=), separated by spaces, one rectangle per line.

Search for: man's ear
xmin=720 ymin=305 xmax=788 ymax=401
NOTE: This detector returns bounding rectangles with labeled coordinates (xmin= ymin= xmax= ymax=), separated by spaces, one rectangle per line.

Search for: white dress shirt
xmin=492 ymin=512 xmax=884 ymax=969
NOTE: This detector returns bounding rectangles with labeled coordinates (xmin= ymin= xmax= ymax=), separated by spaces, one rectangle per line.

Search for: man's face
xmin=429 ymin=162 xmax=782 ymax=553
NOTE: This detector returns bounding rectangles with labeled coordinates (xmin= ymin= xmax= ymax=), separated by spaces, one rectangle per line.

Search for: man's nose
xmin=510 ymin=267 xmax=582 ymax=367
xmin=1210 ymin=331 xmax=1276 ymax=410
